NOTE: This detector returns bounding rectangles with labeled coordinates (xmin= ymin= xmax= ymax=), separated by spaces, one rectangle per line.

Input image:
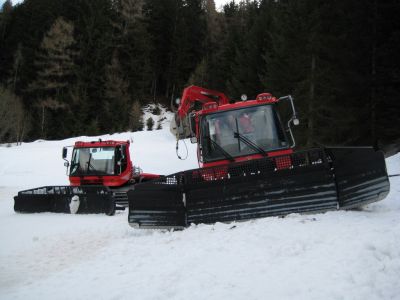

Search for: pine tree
xmin=156 ymin=119 xmax=163 ymax=130
xmin=0 ymin=0 xmax=12 ymax=41
xmin=9 ymin=43 xmax=23 ymax=92
xmin=103 ymin=51 xmax=131 ymax=132
xmin=129 ymin=100 xmax=144 ymax=131
xmin=67 ymin=0 xmax=115 ymax=136
xmin=143 ymin=0 xmax=178 ymax=100
xmin=202 ymin=0 xmax=241 ymax=92
xmin=262 ymin=0 xmax=348 ymax=147
xmin=152 ymin=104 xmax=161 ymax=115
xmin=166 ymin=0 xmax=206 ymax=100
xmin=226 ymin=1 xmax=265 ymax=99
xmin=146 ymin=117 xmax=154 ymax=130
xmin=188 ymin=0 xmax=224 ymax=89
xmin=112 ymin=0 xmax=153 ymax=98
xmin=29 ymin=17 xmax=77 ymax=97
xmin=374 ymin=0 xmax=400 ymax=146
xmin=28 ymin=16 xmax=78 ymax=138
xmin=0 ymin=0 xmax=14 ymax=86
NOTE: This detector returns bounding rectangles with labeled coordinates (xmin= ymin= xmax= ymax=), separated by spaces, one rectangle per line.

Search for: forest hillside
xmin=0 ymin=0 xmax=399 ymax=151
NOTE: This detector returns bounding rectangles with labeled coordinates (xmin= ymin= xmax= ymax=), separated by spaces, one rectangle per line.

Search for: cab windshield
xmin=200 ymin=104 xmax=288 ymax=162
xmin=70 ymin=147 xmax=116 ymax=176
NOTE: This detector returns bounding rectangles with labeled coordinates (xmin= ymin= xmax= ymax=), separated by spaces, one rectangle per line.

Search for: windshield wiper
xmin=207 ymin=136 xmax=235 ymax=162
xmin=233 ymin=131 xmax=267 ymax=157
xmin=86 ymin=153 xmax=98 ymax=172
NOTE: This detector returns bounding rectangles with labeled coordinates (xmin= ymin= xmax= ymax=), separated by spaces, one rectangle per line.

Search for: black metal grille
xmin=128 ymin=147 xmax=389 ymax=229
xmin=18 ymin=185 xmax=110 ymax=196
xmin=184 ymin=148 xmax=327 ymax=185
xmin=15 ymin=185 xmax=113 ymax=214
xmin=136 ymin=149 xmax=327 ymax=188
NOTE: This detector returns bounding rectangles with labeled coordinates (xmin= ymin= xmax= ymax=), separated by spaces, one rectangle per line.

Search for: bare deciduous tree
xmin=129 ymin=100 xmax=143 ymax=131
xmin=0 ymin=86 xmax=30 ymax=144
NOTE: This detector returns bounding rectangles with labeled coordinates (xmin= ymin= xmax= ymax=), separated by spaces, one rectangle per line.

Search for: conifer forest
xmin=0 ymin=0 xmax=399 ymax=150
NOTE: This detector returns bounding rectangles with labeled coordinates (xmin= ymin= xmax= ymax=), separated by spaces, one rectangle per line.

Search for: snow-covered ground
xmin=0 ymin=124 xmax=399 ymax=299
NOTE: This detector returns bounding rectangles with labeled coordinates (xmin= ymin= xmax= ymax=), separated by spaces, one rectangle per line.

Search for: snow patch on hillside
xmin=142 ymin=103 xmax=172 ymax=131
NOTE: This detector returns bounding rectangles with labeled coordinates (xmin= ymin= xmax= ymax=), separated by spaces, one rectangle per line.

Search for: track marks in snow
xmin=2 ymin=228 xmax=110 ymax=289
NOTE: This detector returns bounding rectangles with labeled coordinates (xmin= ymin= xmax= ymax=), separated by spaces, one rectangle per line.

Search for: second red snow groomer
xmin=14 ymin=139 xmax=159 ymax=215
xmin=128 ymin=86 xmax=390 ymax=229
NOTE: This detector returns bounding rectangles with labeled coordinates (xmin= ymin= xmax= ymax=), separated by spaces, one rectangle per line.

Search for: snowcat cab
xmin=128 ymin=86 xmax=390 ymax=229
xmin=65 ymin=140 xmax=134 ymax=187
xmin=14 ymin=140 xmax=159 ymax=215
xmin=195 ymin=93 xmax=296 ymax=168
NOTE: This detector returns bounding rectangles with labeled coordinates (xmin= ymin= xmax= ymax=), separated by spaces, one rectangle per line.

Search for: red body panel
xmin=139 ymin=173 xmax=161 ymax=181
xmin=199 ymin=149 xmax=293 ymax=169
xmin=197 ymin=98 xmax=278 ymax=116
xmin=69 ymin=173 xmax=132 ymax=187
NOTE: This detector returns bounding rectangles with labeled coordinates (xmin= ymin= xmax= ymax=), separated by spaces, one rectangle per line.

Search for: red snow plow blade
xmin=128 ymin=147 xmax=389 ymax=229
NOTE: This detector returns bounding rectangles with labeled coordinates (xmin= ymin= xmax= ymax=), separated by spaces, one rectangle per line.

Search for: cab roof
xmin=74 ymin=140 xmax=129 ymax=148
xmin=198 ymin=95 xmax=278 ymax=116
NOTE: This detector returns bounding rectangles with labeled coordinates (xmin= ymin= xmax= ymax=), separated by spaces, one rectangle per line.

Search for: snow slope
xmin=0 ymin=126 xmax=399 ymax=300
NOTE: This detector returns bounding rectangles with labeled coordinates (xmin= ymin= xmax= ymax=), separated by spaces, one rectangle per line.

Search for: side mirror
xmin=64 ymin=161 xmax=70 ymax=167
xmin=190 ymin=137 xmax=197 ymax=144
xmin=278 ymin=95 xmax=299 ymax=148
xmin=62 ymin=147 xmax=68 ymax=159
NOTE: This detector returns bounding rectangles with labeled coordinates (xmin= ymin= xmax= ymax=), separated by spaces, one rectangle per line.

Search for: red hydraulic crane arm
xmin=177 ymin=85 xmax=230 ymax=118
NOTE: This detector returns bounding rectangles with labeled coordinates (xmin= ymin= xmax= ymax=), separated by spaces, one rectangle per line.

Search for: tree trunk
xmin=370 ymin=0 xmax=377 ymax=144
xmin=41 ymin=105 xmax=46 ymax=138
xmin=152 ymin=77 xmax=157 ymax=102
xmin=307 ymin=53 xmax=316 ymax=147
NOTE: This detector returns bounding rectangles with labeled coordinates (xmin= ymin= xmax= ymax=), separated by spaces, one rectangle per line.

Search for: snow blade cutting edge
xmin=128 ymin=147 xmax=389 ymax=229
xmin=14 ymin=186 xmax=118 ymax=215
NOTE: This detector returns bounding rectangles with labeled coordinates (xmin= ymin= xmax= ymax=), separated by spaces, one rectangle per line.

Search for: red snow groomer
xmin=128 ymin=86 xmax=390 ymax=229
xmin=14 ymin=140 xmax=159 ymax=215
